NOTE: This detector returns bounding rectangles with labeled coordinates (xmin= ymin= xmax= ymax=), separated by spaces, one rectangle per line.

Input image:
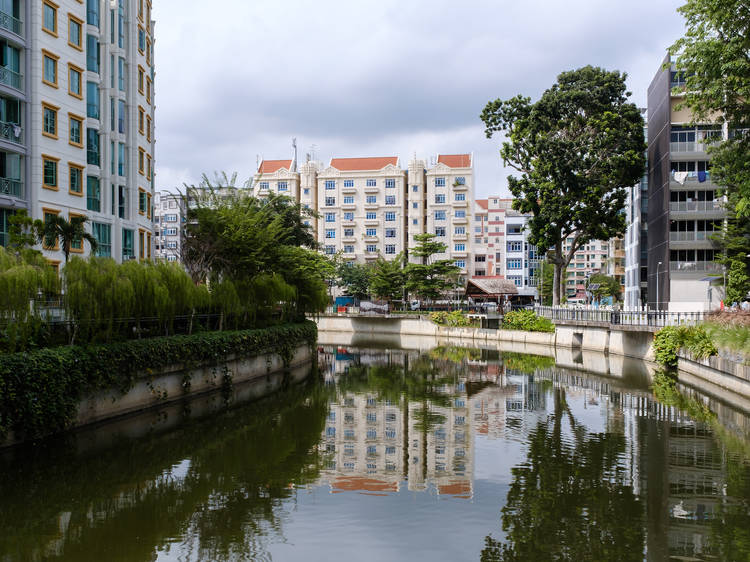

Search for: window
xmin=366 ymin=195 xmax=376 ymax=204
xmin=366 ymin=179 xmax=376 ymax=187
xmin=343 ymin=228 xmax=354 ymax=237
xmin=366 ymin=212 xmax=376 ymax=220
xmin=385 ymin=178 xmax=395 ymax=188
xmin=42 ymin=51 xmax=58 ymax=87
xmin=385 ymin=245 xmax=396 ymax=254
xmin=385 ymin=195 xmax=396 ymax=205
xmin=118 ymin=143 xmax=125 ymax=176
xmin=344 ymin=245 xmax=354 ymax=253
xmin=454 ymin=193 xmax=466 ymax=201
xmin=412 ymin=202 xmax=418 ymax=209
xmin=86 ymin=81 xmax=99 ymax=119
xmin=366 ymin=244 xmax=377 ymax=253
xmin=435 ymin=210 xmax=446 ymax=220
xmin=86 ymin=35 xmax=99 ymax=73
xmin=146 ymin=155 xmax=152 ymax=179
xmin=87 ymin=0 xmax=99 ymax=27
xmin=68 ymin=64 xmax=83 ymax=98
xmin=118 ymin=57 xmax=125 ymax=91
xmin=122 ymin=228 xmax=134 ymax=260
xmin=343 ymin=196 xmax=354 ymax=205
xmin=42 ymin=155 xmax=59 ymax=190
xmin=325 ymin=212 xmax=335 ymax=222
xmin=325 ymin=229 xmax=335 ymax=239
xmin=455 ymin=210 xmax=466 ymax=218
xmin=343 ymin=212 xmax=354 ymax=222
xmin=385 ymin=212 xmax=396 ymax=221
xmin=68 ymin=163 xmax=83 ymax=196
xmin=68 ymin=14 xmax=83 ymax=50
xmin=42 ymin=103 xmax=58 ymax=138
xmin=42 ymin=1 xmax=57 ymax=35
xmin=343 ymin=179 xmax=354 ymax=188
xmin=324 ymin=245 xmax=335 ymax=255
xmin=385 ymin=228 xmax=396 ymax=238
xmin=365 ymin=228 xmax=376 ymax=237
xmin=277 ymin=181 xmax=288 ymax=191
xmin=138 ymin=25 xmax=146 ymax=53
xmin=146 ymin=116 xmax=152 ymax=142
xmin=435 ymin=227 xmax=446 ymax=237
xmin=435 ymin=194 xmax=445 ymax=204
xmin=435 ymin=177 xmax=445 ymax=187
xmin=507 ymin=224 xmax=522 ymax=235
xmin=454 ymin=226 xmax=465 ymax=234
xmin=325 ymin=196 xmax=335 ymax=206
xmin=475 ymin=255 xmax=486 ymax=262
xmin=118 ymin=99 xmax=125 ymax=133
xmin=138 ymin=66 xmax=144 ymax=93
xmin=325 ymin=180 xmax=335 ymax=190
xmin=454 ymin=243 xmax=465 ymax=252
xmin=508 ymin=275 xmax=522 ymax=287
xmin=92 ymin=222 xmax=111 ymax=257
xmin=507 ymin=258 xmax=523 ymax=270
xmin=87 ymin=176 xmax=100 ymax=211
xmin=455 ymin=260 xmax=466 ymax=269
xmin=258 ymin=181 xmax=268 ymax=190
xmin=507 ymin=241 xmax=522 ymax=252
xmin=455 ymin=176 xmax=465 ymax=185
xmin=412 ymin=185 xmax=419 ymax=192
xmin=145 ymin=77 xmax=151 ymax=103
xmin=87 ymin=128 xmax=99 ymax=166
xmin=138 ymin=147 xmax=145 ymax=174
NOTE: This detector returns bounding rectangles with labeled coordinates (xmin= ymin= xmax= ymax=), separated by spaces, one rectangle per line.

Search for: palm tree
xmin=38 ymin=215 xmax=98 ymax=263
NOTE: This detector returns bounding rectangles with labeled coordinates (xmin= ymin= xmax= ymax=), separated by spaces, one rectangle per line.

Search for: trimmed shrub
xmin=430 ymin=310 xmax=477 ymax=327
xmin=501 ymin=310 xmax=555 ymax=333
xmin=653 ymin=325 xmax=718 ymax=368
xmin=0 ymin=321 xmax=317 ymax=442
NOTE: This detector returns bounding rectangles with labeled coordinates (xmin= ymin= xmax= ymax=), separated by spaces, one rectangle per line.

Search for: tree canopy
xmin=481 ymin=66 xmax=645 ymax=304
xmin=370 ymin=253 xmax=406 ymax=303
xmin=586 ymin=273 xmax=622 ymax=302
xmin=405 ymin=234 xmax=461 ymax=301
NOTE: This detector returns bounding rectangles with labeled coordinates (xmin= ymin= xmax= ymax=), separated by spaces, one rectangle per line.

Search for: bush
xmin=0 ymin=321 xmax=317 ymax=442
xmin=653 ymin=325 xmax=718 ymax=368
xmin=430 ymin=310 xmax=477 ymax=327
xmin=501 ymin=310 xmax=555 ymax=333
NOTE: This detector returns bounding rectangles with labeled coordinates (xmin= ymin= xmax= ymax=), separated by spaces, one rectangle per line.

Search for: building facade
xmin=646 ymin=55 xmax=726 ymax=311
xmin=153 ymin=191 xmax=182 ymax=262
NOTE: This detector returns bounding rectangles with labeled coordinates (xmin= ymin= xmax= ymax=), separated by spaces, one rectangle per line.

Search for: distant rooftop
xmin=437 ymin=154 xmax=472 ymax=168
xmin=330 ymin=156 xmax=399 ymax=171
xmin=258 ymin=159 xmax=293 ymax=174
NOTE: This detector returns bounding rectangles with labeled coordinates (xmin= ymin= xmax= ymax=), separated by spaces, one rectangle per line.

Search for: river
xmin=1 ymin=343 xmax=749 ymax=561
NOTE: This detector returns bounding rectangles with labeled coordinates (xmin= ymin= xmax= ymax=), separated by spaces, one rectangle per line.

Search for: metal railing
xmin=535 ymin=305 xmax=705 ymax=328
xmin=0 ymin=10 xmax=22 ymax=35
xmin=669 ymin=201 xmax=723 ymax=213
xmin=0 ymin=66 xmax=21 ymax=90
xmin=670 ymin=261 xmax=722 ymax=272
xmin=0 ymin=120 xmax=22 ymax=144
xmin=0 ymin=176 xmax=22 ymax=198
xmin=669 ymin=231 xmax=714 ymax=242
xmin=670 ymin=141 xmax=708 ymax=153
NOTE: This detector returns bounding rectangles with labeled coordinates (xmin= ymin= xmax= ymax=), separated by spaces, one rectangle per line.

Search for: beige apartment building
xmin=251 ymin=158 xmax=300 ymax=200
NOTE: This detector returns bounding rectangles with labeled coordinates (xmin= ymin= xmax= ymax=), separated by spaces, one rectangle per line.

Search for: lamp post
xmin=656 ymin=261 xmax=662 ymax=312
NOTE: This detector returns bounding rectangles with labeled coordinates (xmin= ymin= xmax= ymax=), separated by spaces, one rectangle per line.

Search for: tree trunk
xmin=553 ymin=263 xmax=563 ymax=306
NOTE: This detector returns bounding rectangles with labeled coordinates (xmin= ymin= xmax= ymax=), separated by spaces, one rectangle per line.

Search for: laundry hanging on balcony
xmin=674 ymin=171 xmax=688 ymax=185
xmin=698 ymin=170 xmax=707 ymax=182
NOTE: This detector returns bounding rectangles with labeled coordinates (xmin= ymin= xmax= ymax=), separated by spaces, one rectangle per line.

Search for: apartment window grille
xmin=366 ymin=212 xmax=377 ymax=220
xmin=325 ymin=180 xmax=335 ymax=190
xmin=343 ymin=179 xmax=354 ymax=187
xmin=435 ymin=177 xmax=445 ymax=187
xmin=385 ymin=179 xmax=395 ymax=188
xmin=385 ymin=212 xmax=396 ymax=221
xmin=366 ymin=179 xmax=376 ymax=187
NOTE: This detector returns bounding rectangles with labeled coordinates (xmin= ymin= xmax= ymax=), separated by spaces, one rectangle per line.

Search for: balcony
xmin=341 ymin=185 xmax=356 ymax=193
xmin=0 ymin=10 xmax=22 ymax=36
xmin=670 ymin=171 xmax=714 ymax=186
xmin=0 ymin=120 xmax=22 ymax=144
xmin=452 ymin=199 xmax=468 ymax=207
xmin=453 ymin=233 xmax=468 ymax=241
xmin=670 ymin=261 xmax=722 ymax=273
xmin=670 ymin=141 xmax=709 ymax=154
xmin=669 ymin=201 xmax=723 ymax=213
xmin=0 ymin=176 xmax=22 ymax=198
xmin=341 ymin=202 xmax=356 ymax=209
xmin=364 ymin=202 xmax=378 ymax=210
xmin=364 ymin=217 xmax=380 ymax=226
xmin=452 ymin=216 xmax=468 ymax=224
xmin=0 ymin=66 xmax=21 ymax=90
xmin=364 ymin=185 xmax=379 ymax=193
xmin=364 ymin=235 xmax=379 ymax=242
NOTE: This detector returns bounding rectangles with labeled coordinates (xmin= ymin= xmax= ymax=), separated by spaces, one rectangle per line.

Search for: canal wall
xmin=75 ymin=344 xmax=313 ymax=428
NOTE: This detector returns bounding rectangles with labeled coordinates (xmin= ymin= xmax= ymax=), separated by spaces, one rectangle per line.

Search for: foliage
xmin=404 ymin=234 xmax=461 ymax=301
xmin=703 ymin=320 xmax=750 ymax=362
xmin=501 ymin=351 xmax=555 ymax=374
xmin=586 ymin=273 xmax=622 ymax=302
xmin=0 ymin=247 xmax=60 ymax=352
xmin=481 ymin=66 xmax=645 ymax=304
xmin=538 ymin=261 xmax=554 ymax=306
xmin=726 ymin=259 xmax=750 ymax=305
xmin=336 ymin=261 xmax=372 ymax=300
xmin=38 ymin=214 xmax=98 ymax=263
xmin=501 ymin=310 xmax=555 ymax=333
xmin=6 ymin=210 xmax=40 ymax=256
xmin=429 ymin=310 xmax=477 ymax=327
xmin=0 ymin=321 xmax=317 ymax=441
xmin=428 ymin=346 xmax=481 ymax=363
xmin=369 ymin=253 xmax=406 ymax=303
xmin=652 ymin=325 xmax=718 ymax=368
xmin=669 ymin=0 xmax=750 ymax=219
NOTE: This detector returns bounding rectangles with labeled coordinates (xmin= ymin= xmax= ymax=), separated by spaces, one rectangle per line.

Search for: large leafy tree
xmin=38 ymin=214 xmax=98 ymax=263
xmin=481 ymin=66 xmax=645 ymax=305
xmin=336 ymin=261 xmax=372 ymax=300
xmin=404 ymin=233 xmax=461 ymax=301
xmin=370 ymin=253 xmax=406 ymax=304
xmin=586 ymin=273 xmax=622 ymax=302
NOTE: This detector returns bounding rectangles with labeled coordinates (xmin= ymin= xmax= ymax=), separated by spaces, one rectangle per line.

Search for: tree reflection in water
xmin=481 ymin=388 xmax=644 ymax=561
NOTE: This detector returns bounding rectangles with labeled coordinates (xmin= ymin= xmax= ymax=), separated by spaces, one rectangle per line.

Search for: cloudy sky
xmin=152 ymin=0 xmax=687 ymax=198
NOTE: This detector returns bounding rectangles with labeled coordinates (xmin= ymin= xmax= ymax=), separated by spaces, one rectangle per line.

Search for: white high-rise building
xmin=153 ymin=191 xmax=182 ymax=262
xmin=0 ymin=0 xmax=156 ymax=267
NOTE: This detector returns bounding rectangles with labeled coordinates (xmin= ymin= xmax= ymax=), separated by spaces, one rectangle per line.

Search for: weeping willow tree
xmin=0 ymin=247 xmax=60 ymax=351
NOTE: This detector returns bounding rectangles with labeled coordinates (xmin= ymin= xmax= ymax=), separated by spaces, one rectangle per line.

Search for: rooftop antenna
xmin=310 ymin=144 xmax=318 ymax=163
xmin=256 ymin=154 xmax=260 ymax=171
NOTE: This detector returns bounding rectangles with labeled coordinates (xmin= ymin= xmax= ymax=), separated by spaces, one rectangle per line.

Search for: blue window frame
xmin=366 ymin=212 xmax=377 ymax=220
xmin=366 ymin=179 xmax=376 ymax=187
xmin=507 ymin=258 xmax=523 ymax=270
xmin=435 ymin=194 xmax=445 ymax=204
xmin=385 ymin=212 xmax=396 ymax=221
xmin=325 ymin=229 xmax=336 ymax=239
xmin=325 ymin=180 xmax=335 ymax=190
xmin=454 ymin=243 xmax=465 ymax=251
xmin=366 ymin=195 xmax=376 ymax=204
xmin=343 ymin=179 xmax=354 ymax=187
xmin=455 ymin=176 xmax=465 ymax=185
xmin=385 ymin=195 xmax=396 ymax=205
xmin=366 ymin=228 xmax=377 ymax=237
xmin=455 ymin=193 xmax=466 ymax=201
xmin=435 ymin=211 xmax=446 ymax=220
xmin=277 ymin=181 xmax=288 ymax=191
xmin=344 ymin=212 xmax=354 ymax=221
xmin=385 ymin=178 xmax=395 ymax=188
xmin=455 ymin=210 xmax=466 ymax=218
xmin=325 ymin=212 xmax=335 ymax=222
xmin=435 ymin=177 xmax=445 ymax=187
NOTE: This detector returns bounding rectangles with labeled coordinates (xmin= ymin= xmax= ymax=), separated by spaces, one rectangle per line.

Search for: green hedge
xmin=430 ymin=310 xmax=477 ymax=327
xmin=501 ymin=310 xmax=555 ymax=333
xmin=0 ymin=321 xmax=317 ymax=442
xmin=653 ymin=325 xmax=717 ymax=368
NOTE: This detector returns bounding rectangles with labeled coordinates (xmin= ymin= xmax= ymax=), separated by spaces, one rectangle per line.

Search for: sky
xmin=152 ymin=0 xmax=687 ymax=198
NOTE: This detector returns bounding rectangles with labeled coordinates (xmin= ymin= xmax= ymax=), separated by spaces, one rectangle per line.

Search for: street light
xmin=656 ymin=261 xmax=662 ymax=312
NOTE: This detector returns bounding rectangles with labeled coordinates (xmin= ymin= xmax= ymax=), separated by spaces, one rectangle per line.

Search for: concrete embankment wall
xmin=75 ymin=345 xmax=313 ymax=428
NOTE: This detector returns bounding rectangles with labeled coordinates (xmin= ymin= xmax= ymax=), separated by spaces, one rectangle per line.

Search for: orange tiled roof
xmin=330 ymin=157 xmax=398 ymax=171
xmin=332 ymin=476 xmax=398 ymax=493
xmin=438 ymin=154 xmax=471 ymax=168
xmin=438 ymin=481 xmax=472 ymax=496
xmin=476 ymin=199 xmax=488 ymax=210
xmin=258 ymin=159 xmax=293 ymax=173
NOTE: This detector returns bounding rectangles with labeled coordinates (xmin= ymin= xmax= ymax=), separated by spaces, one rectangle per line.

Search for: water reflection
xmin=0 ymin=345 xmax=748 ymax=561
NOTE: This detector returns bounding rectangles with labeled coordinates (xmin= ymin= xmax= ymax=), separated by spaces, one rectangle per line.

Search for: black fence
xmin=534 ymin=306 xmax=705 ymax=328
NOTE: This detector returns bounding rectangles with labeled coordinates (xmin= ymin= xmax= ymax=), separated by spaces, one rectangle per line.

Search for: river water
xmin=1 ymin=343 xmax=749 ymax=561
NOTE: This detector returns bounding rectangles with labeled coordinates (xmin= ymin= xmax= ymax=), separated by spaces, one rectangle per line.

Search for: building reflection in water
xmin=316 ymin=345 xmax=750 ymax=561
